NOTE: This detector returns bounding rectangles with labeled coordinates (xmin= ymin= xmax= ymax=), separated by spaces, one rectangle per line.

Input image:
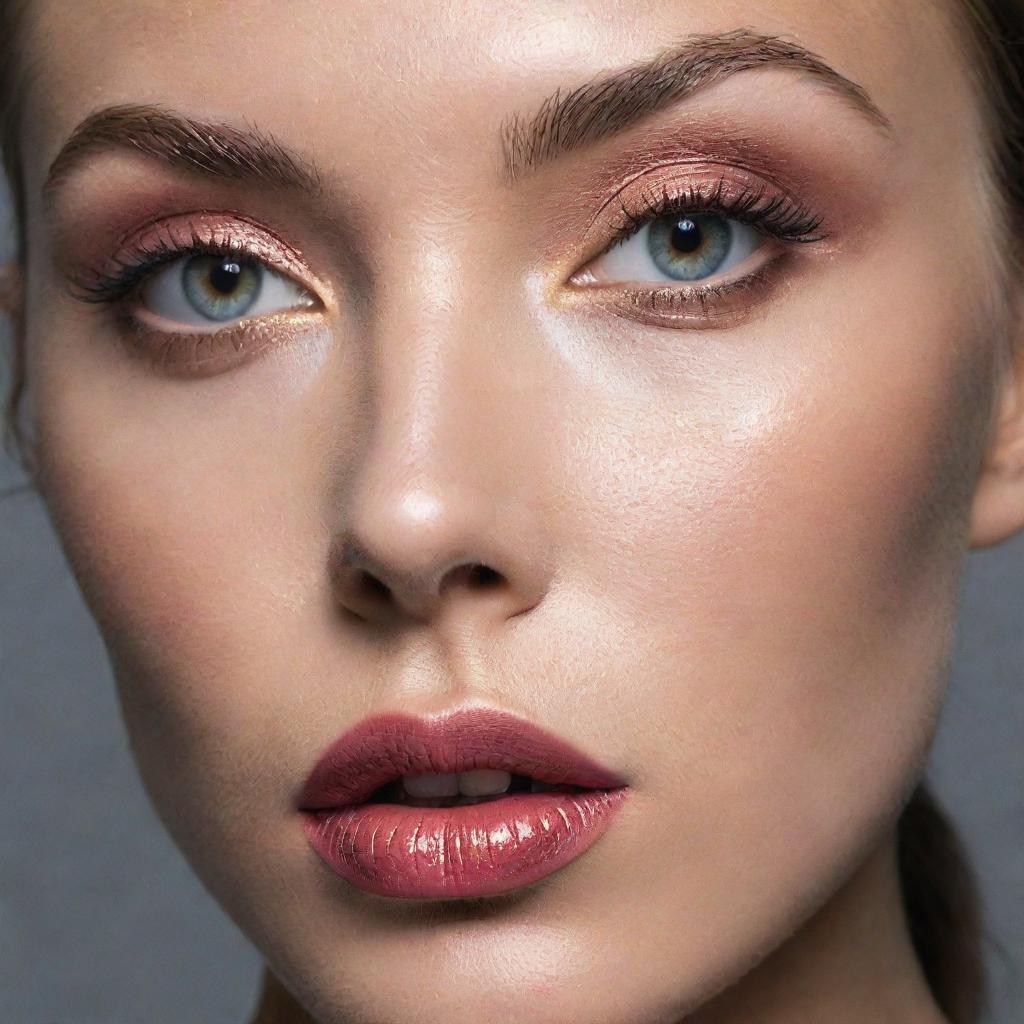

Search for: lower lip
xmin=303 ymin=788 xmax=629 ymax=899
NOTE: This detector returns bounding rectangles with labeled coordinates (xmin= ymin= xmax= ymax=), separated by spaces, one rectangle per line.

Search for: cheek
xmin=546 ymin=227 xmax=994 ymax=995
xmin=566 ymin=200 xmax=992 ymax=724
xmin=28 ymin=323 xmax=350 ymax=815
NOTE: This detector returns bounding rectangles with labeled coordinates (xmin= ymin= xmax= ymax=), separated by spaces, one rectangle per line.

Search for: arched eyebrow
xmin=500 ymin=27 xmax=892 ymax=180
xmin=42 ymin=29 xmax=888 ymax=202
xmin=43 ymin=103 xmax=323 ymax=201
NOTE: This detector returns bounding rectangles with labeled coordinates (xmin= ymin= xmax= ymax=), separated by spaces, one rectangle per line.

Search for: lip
xmin=299 ymin=705 xmax=630 ymax=899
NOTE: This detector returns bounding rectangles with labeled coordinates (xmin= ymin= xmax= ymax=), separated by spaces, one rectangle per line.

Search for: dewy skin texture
xmin=5 ymin=2 xmax=1024 ymax=1023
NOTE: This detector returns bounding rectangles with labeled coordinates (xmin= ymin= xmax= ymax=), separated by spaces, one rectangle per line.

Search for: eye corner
xmin=566 ymin=263 xmax=601 ymax=288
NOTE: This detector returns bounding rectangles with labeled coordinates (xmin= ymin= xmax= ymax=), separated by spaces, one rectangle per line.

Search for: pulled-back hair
xmin=1 ymin=2 xmax=1022 ymax=1021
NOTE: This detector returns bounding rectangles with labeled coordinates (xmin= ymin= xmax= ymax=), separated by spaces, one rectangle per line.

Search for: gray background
xmin=0 ymin=183 xmax=1021 ymax=1024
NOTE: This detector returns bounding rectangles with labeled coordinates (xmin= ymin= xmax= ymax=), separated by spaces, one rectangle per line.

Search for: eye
xmin=138 ymin=253 xmax=315 ymax=329
xmin=585 ymin=212 xmax=766 ymax=285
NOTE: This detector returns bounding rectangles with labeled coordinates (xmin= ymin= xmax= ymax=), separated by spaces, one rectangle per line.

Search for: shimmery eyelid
xmin=617 ymin=180 xmax=823 ymax=246
xmin=69 ymin=210 xmax=322 ymax=305
xmin=564 ymin=161 xmax=824 ymax=329
xmin=580 ymin=160 xmax=827 ymax=258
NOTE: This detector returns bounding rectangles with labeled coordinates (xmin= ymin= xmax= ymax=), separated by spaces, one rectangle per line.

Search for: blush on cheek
xmin=31 ymin=373 xmax=320 ymax=785
xmin=592 ymin=262 xmax=1000 ymax=966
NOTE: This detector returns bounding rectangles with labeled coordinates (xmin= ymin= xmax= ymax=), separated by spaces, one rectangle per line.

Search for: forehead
xmin=19 ymin=0 xmax=978 ymax=193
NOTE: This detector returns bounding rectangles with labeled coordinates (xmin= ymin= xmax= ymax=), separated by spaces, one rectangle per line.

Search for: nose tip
xmin=328 ymin=483 xmax=550 ymax=629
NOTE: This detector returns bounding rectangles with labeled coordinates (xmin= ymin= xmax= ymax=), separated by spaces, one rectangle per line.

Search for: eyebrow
xmin=500 ymin=27 xmax=892 ymax=179
xmin=43 ymin=103 xmax=323 ymax=200
xmin=42 ymin=28 xmax=887 ymax=201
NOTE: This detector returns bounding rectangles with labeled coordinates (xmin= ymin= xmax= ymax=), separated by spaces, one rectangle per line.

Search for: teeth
xmin=402 ymin=773 xmax=459 ymax=798
xmin=458 ymin=769 xmax=512 ymax=797
xmin=400 ymin=769 xmax=513 ymax=799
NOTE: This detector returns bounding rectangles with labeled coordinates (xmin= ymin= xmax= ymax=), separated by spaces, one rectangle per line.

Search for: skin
xmin=4 ymin=0 xmax=1024 ymax=1022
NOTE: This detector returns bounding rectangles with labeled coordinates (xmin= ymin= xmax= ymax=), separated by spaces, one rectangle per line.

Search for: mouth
xmin=364 ymin=770 xmax=589 ymax=807
xmin=299 ymin=705 xmax=630 ymax=900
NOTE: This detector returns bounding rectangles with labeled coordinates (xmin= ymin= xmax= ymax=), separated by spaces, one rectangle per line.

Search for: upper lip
xmin=299 ymin=704 xmax=628 ymax=810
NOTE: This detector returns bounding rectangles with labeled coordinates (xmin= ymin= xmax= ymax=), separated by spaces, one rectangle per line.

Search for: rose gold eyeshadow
xmin=83 ymin=210 xmax=315 ymax=294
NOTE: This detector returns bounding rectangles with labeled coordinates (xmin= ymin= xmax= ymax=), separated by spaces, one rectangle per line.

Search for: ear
xmin=969 ymin=318 xmax=1024 ymax=548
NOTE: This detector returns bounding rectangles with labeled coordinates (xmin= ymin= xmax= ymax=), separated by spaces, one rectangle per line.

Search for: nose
xmin=328 ymin=298 xmax=555 ymax=631
xmin=329 ymin=478 xmax=552 ymax=628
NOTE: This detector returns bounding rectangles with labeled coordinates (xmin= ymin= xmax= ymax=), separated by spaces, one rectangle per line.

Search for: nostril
xmin=358 ymin=571 xmax=391 ymax=602
xmin=468 ymin=563 xmax=502 ymax=587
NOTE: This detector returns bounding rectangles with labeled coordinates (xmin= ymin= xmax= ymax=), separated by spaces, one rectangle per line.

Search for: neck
xmin=250 ymin=831 xmax=947 ymax=1024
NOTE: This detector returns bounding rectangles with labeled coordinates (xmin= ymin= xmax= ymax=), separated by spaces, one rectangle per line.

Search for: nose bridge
xmin=331 ymin=230 xmax=555 ymax=628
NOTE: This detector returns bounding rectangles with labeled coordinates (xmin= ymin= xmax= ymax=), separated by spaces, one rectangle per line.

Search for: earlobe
xmin=969 ymin=329 xmax=1024 ymax=548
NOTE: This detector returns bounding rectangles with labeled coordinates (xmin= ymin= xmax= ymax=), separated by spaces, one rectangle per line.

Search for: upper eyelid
xmin=67 ymin=172 xmax=819 ymax=308
xmin=617 ymin=186 xmax=821 ymax=239
xmin=590 ymin=182 xmax=825 ymax=269
xmin=583 ymin=157 xmax=804 ymax=232
xmin=68 ymin=243 xmax=279 ymax=305
xmin=116 ymin=211 xmax=309 ymax=268
xmin=69 ymin=213 xmax=325 ymax=305
xmin=576 ymin=161 xmax=827 ymax=259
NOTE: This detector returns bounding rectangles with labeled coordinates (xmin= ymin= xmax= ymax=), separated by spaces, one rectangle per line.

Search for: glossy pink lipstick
xmin=299 ymin=706 xmax=629 ymax=899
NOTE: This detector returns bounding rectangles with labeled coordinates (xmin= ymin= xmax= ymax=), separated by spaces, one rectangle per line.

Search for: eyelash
xmin=67 ymin=220 xmax=320 ymax=376
xmin=71 ymin=230 xmax=269 ymax=305
xmin=72 ymin=174 xmax=823 ymax=348
xmin=607 ymin=175 xmax=825 ymax=249
xmin=584 ymin=174 xmax=826 ymax=323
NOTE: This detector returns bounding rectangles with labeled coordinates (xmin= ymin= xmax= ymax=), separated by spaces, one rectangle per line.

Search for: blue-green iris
xmin=182 ymin=255 xmax=263 ymax=321
xmin=647 ymin=214 xmax=732 ymax=281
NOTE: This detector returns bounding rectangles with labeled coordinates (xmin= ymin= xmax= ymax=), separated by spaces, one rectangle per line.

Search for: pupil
xmin=209 ymin=259 xmax=243 ymax=295
xmin=670 ymin=218 xmax=703 ymax=254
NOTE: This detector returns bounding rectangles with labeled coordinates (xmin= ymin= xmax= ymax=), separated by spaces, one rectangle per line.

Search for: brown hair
xmin=1 ymin=3 xmax=1021 ymax=1021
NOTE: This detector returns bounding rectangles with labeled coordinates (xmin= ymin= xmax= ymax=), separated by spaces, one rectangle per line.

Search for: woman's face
xmin=12 ymin=1 xmax=1024 ymax=1021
